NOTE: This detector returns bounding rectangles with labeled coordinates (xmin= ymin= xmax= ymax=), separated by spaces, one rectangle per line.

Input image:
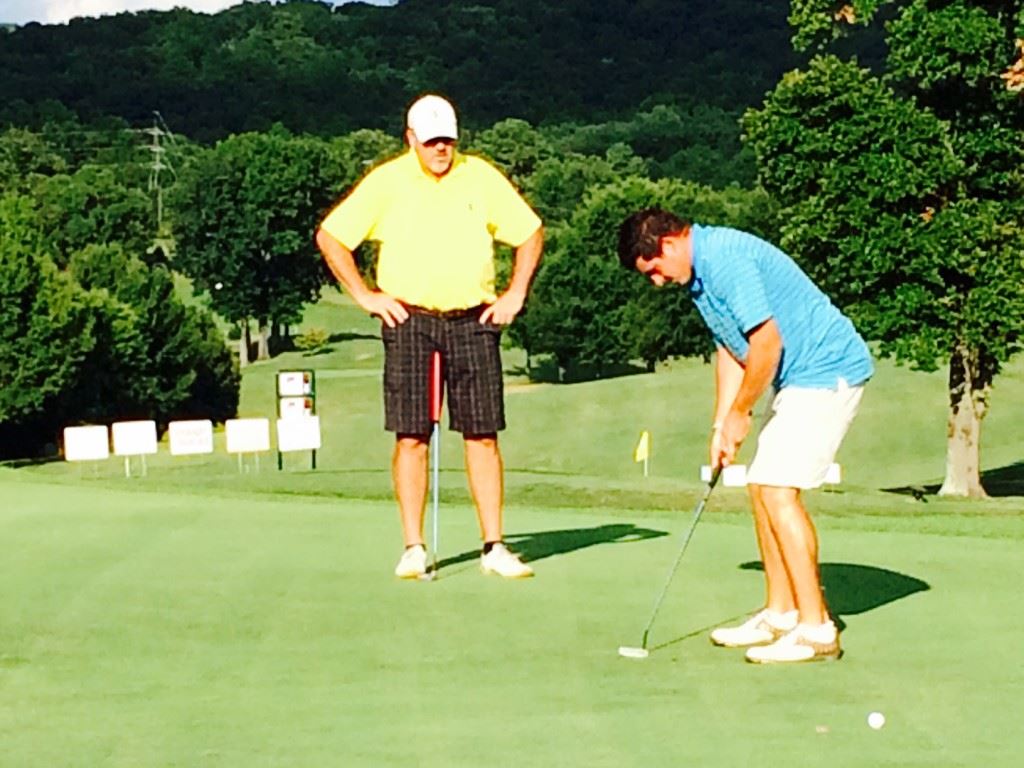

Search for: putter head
xmin=417 ymin=568 xmax=437 ymax=582
xmin=617 ymin=646 xmax=649 ymax=659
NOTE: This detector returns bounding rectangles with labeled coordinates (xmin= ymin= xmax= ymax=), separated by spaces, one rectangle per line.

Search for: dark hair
xmin=616 ymin=208 xmax=690 ymax=270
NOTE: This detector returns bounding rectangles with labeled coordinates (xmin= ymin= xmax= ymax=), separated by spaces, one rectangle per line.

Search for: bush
xmin=294 ymin=327 xmax=329 ymax=353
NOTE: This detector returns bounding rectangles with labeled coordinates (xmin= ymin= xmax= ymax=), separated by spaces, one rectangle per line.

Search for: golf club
xmin=618 ymin=466 xmax=722 ymax=659
xmin=418 ymin=350 xmax=443 ymax=582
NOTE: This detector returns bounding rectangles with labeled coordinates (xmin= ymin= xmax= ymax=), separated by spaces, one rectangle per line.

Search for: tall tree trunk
xmin=938 ymin=343 xmax=991 ymax=498
xmin=257 ymin=323 xmax=270 ymax=361
xmin=269 ymin=322 xmax=281 ymax=356
xmin=238 ymin=320 xmax=250 ymax=368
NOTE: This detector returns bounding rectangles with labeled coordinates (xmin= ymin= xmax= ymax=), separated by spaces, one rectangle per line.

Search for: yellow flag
xmin=633 ymin=431 xmax=650 ymax=463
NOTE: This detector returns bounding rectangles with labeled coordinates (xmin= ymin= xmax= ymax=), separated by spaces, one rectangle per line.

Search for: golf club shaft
xmin=639 ymin=468 xmax=722 ymax=648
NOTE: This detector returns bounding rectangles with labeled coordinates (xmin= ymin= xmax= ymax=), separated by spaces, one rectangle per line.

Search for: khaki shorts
xmin=747 ymin=380 xmax=865 ymax=489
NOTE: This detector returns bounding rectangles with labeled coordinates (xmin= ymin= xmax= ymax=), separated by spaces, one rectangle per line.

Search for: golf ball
xmin=867 ymin=712 xmax=886 ymax=730
xmin=214 ymin=282 xmax=224 ymax=290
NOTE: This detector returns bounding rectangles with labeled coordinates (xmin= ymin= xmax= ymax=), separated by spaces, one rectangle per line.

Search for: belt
xmin=402 ymin=303 xmax=486 ymax=320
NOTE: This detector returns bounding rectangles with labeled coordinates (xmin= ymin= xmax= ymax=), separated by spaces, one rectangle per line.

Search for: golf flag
xmin=634 ymin=431 xmax=650 ymax=463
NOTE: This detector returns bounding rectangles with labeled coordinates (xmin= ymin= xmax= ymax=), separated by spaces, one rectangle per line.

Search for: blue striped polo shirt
xmin=688 ymin=225 xmax=873 ymax=389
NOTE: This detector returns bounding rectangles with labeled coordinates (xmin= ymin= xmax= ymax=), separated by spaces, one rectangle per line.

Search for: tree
xmin=0 ymin=194 xmax=98 ymax=455
xmin=0 ymin=191 xmax=239 ymax=458
xmin=68 ymin=244 xmax=239 ymax=426
xmin=745 ymin=1 xmax=1024 ymax=497
xmin=521 ymin=176 xmax=778 ymax=378
xmin=0 ymin=127 xmax=68 ymax=192
xmin=32 ymin=164 xmax=155 ymax=266
xmin=467 ymin=118 xmax=557 ymax=189
xmin=172 ymin=128 xmax=338 ymax=363
xmin=0 ymin=194 xmax=95 ymax=416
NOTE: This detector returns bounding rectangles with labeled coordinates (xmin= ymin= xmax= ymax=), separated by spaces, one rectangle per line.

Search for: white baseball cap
xmin=406 ymin=95 xmax=458 ymax=143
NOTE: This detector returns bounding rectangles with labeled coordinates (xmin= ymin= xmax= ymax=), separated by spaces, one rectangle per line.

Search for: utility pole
xmin=144 ymin=111 xmax=176 ymax=234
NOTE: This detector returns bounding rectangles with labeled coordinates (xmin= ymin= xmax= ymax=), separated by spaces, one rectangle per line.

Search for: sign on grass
xmin=225 ymin=418 xmax=270 ymax=454
xmin=112 ymin=420 xmax=158 ymax=456
xmin=276 ymin=416 xmax=321 ymax=453
xmin=168 ymin=420 xmax=214 ymax=456
xmin=279 ymin=396 xmax=315 ymax=419
xmin=277 ymin=370 xmax=314 ymax=397
xmin=277 ymin=370 xmax=316 ymax=419
xmin=700 ymin=464 xmax=749 ymax=487
xmin=64 ymin=425 xmax=110 ymax=462
xmin=701 ymin=463 xmax=843 ymax=486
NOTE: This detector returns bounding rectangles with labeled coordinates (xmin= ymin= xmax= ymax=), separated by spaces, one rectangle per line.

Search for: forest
xmin=1 ymin=0 xmax=1022 ymax=497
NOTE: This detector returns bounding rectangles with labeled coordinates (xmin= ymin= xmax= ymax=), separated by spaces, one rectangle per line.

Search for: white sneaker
xmin=394 ymin=545 xmax=427 ymax=579
xmin=710 ymin=609 xmax=797 ymax=648
xmin=480 ymin=543 xmax=534 ymax=579
xmin=745 ymin=622 xmax=842 ymax=664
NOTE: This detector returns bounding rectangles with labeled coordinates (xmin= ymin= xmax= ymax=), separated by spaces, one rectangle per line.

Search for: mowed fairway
xmin=2 ymin=294 xmax=1022 ymax=766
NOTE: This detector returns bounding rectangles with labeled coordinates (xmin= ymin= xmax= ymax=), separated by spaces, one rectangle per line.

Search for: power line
xmin=144 ymin=112 xmax=177 ymax=232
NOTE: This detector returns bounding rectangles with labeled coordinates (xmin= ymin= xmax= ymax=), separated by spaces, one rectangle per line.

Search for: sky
xmin=0 ymin=1 xmax=391 ymax=26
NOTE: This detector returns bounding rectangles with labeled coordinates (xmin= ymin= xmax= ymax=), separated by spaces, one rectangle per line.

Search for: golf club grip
xmin=429 ymin=351 xmax=443 ymax=423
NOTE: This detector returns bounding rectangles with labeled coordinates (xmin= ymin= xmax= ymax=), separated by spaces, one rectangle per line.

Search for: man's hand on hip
xmin=358 ymin=291 xmax=409 ymax=328
xmin=479 ymin=290 xmax=525 ymax=325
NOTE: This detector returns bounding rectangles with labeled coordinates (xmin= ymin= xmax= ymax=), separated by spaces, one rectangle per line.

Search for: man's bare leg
xmin=748 ymin=483 xmax=798 ymax=615
xmin=463 ymin=433 xmax=503 ymax=542
xmin=393 ymin=434 xmax=429 ymax=547
xmin=758 ymin=484 xmax=829 ymax=626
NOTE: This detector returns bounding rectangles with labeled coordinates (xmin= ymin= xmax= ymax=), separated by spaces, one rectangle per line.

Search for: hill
xmin=0 ymin=0 xmax=798 ymax=140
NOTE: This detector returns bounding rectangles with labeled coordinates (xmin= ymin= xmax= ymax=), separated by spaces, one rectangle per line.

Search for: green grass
xmin=1 ymin=476 xmax=1020 ymax=767
xmin=2 ymin=292 xmax=1023 ymax=766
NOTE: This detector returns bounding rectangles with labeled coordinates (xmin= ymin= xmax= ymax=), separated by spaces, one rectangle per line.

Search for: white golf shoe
xmin=394 ymin=544 xmax=427 ymax=579
xmin=480 ymin=543 xmax=533 ymax=578
xmin=745 ymin=621 xmax=842 ymax=664
xmin=709 ymin=609 xmax=798 ymax=648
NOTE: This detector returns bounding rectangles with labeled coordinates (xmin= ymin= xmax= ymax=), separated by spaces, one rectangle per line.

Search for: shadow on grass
xmin=739 ymin=560 xmax=930 ymax=616
xmin=884 ymin=460 xmax=1024 ymax=499
xmin=650 ymin=561 xmax=929 ymax=651
xmin=435 ymin=523 xmax=666 ymax=571
xmin=504 ymin=356 xmax=651 ymax=384
xmin=328 ymin=331 xmax=379 ymax=343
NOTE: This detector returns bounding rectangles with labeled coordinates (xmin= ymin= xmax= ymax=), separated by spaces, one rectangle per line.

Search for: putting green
xmin=1 ymin=475 xmax=1019 ymax=767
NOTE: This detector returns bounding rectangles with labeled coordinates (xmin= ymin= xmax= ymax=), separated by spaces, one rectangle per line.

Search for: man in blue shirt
xmin=617 ymin=208 xmax=873 ymax=664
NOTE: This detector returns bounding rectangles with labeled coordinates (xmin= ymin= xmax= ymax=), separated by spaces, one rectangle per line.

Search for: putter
xmin=418 ymin=351 xmax=443 ymax=582
xmin=618 ymin=466 xmax=722 ymax=659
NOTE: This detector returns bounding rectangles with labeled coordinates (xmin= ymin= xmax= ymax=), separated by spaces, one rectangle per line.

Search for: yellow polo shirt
xmin=320 ymin=150 xmax=541 ymax=310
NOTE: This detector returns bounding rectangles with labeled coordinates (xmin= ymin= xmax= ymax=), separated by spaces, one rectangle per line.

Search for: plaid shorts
xmin=380 ymin=306 xmax=505 ymax=435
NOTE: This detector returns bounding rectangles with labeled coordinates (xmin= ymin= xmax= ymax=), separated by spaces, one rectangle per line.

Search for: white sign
xmin=701 ymin=464 xmax=748 ymax=487
xmin=279 ymin=396 xmax=314 ymax=419
xmin=824 ymin=462 xmax=842 ymax=485
xmin=112 ymin=420 xmax=158 ymax=456
xmin=168 ymin=420 xmax=214 ymax=456
xmin=278 ymin=371 xmax=313 ymax=397
xmin=700 ymin=463 xmax=842 ymax=486
xmin=225 ymin=418 xmax=270 ymax=454
xmin=64 ymin=425 xmax=110 ymax=462
xmin=277 ymin=416 xmax=321 ymax=452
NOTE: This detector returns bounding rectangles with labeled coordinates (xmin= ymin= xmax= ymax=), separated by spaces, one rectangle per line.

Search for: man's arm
xmin=713 ymin=318 xmax=782 ymax=468
xmin=315 ymin=228 xmax=408 ymax=328
xmin=480 ymin=226 xmax=544 ymax=325
xmin=713 ymin=345 xmax=745 ymax=428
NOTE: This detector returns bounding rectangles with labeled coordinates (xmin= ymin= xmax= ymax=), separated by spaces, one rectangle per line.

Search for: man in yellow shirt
xmin=316 ymin=95 xmax=544 ymax=579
